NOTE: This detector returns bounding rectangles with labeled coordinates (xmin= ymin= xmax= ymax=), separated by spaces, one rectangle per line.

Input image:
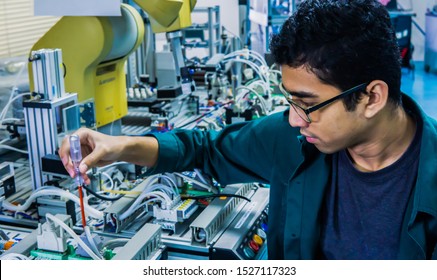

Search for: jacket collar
xmin=402 ymin=94 xmax=437 ymax=219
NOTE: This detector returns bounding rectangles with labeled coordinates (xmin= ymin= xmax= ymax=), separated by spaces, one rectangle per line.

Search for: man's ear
xmin=363 ymin=80 xmax=389 ymax=119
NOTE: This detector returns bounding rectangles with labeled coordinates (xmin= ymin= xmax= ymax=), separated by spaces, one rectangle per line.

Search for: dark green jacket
xmin=149 ymin=94 xmax=437 ymax=259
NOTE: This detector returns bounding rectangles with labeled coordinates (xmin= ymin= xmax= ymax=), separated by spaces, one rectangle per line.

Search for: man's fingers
xmin=79 ymin=147 xmax=106 ymax=174
xmin=59 ymin=136 xmax=70 ymax=165
xmin=59 ymin=136 xmax=75 ymax=178
xmin=79 ymin=163 xmax=88 ymax=175
xmin=83 ymin=173 xmax=91 ymax=186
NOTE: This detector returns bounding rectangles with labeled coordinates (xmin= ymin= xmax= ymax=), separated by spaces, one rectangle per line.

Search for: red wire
xmin=78 ymin=185 xmax=87 ymax=228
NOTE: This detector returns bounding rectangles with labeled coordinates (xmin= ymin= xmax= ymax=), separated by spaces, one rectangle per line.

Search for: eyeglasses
xmin=279 ymin=82 xmax=369 ymax=123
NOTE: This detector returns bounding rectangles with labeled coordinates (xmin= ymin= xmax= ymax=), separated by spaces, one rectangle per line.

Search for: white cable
xmin=115 ymin=174 xmax=171 ymax=221
xmin=139 ymin=190 xmax=172 ymax=207
xmin=9 ymin=61 xmax=27 ymax=102
xmin=102 ymin=238 xmax=129 ymax=249
xmin=235 ymin=86 xmax=267 ymax=105
xmin=0 ymin=92 xmax=31 ymax=122
xmin=0 ymin=144 xmax=28 ymax=154
xmin=246 ymin=80 xmax=273 ymax=109
xmin=223 ymin=58 xmax=270 ymax=93
xmin=143 ymin=174 xmax=160 ymax=189
xmin=223 ymin=53 xmax=265 ymax=71
xmin=0 ymin=117 xmax=21 ymax=124
xmin=84 ymin=226 xmax=103 ymax=259
xmin=118 ymin=191 xmax=170 ymax=221
xmin=224 ymin=50 xmax=267 ymax=67
xmin=235 ymin=58 xmax=269 ymax=83
xmin=269 ymin=69 xmax=282 ymax=77
xmin=237 ymin=49 xmax=266 ymax=63
xmin=148 ymin=183 xmax=178 ymax=197
xmin=235 ymin=86 xmax=269 ymax=114
xmin=159 ymin=174 xmax=177 ymax=188
xmin=97 ymin=161 xmax=130 ymax=171
xmin=45 ymin=213 xmax=102 ymax=260
xmin=158 ymin=174 xmax=179 ymax=194
xmin=127 ymin=197 xmax=162 ymax=221
xmin=0 ymin=253 xmax=30 ymax=260
xmin=224 ymin=52 xmax=268 ymax=75
xmin=2 ymin=188 xmax=103 ymax=219
xmin=224 ymin=57 xmax=263 ymax=75
xmin=268 ymin=69 xmax=282 ymax=85
xmin=100 ymin=172 xmax=114 ymax=190
xmin=135 ymin=197 xmax=160 ymax=210
xmin=118 ymin=195 xmax=162 ymax=221
xmin=249 ymin=79 xmax=270 ymax=89
xmin=149 ymin=184 xmax=175 ymax=197
xmin=246 ymin=80 xmax=273 ymax=105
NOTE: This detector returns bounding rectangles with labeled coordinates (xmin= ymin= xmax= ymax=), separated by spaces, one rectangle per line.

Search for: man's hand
xmin=59 ymin=128 xmax=122 ymax=185
xmin=58 ymin=128 xmax=159 ymax=185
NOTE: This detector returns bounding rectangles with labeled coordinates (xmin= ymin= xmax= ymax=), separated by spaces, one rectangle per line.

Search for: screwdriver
xmin=69 ymin=134 xmax=87 ymax=228
xmin=69 ymin=134 xmax=84 ymax=186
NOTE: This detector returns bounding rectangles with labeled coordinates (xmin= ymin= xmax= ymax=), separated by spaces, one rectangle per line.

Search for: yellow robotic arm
xmin=29 ymin=1 xmax=195 ymax=128
xmin=29 ymin=4 xmax=144 ymax=129
xmin=134 ymin=0 xmax=197 ymax=33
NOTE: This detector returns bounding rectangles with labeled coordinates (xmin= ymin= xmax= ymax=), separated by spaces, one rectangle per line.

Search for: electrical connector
xmin=240 ymin=47 xmax=250 ymax=59
xmin=76 ymin=232 xmax=102 ymax=258
xmin=37 ymin=214 xmax=71 ymax=253
xmin=243 ymin=68 xmax=254 ymax=80
xmin=176 ymin=199 xmax=198 ymax=219
xmin=153 ymin=199 xmax=198 ymax=223
xmin=259 ymin=65 xmax=269 ymax=78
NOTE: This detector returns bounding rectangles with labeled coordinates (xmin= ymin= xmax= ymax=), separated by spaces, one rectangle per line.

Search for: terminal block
xmin=153 ymin=199 xmax=198 ymax=223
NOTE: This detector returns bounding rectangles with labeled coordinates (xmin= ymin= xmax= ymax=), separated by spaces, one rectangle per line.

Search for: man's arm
xmin=59 ymin=110 xmax=295 ymax=186
xmin=146 ymin=110 xmax=296 ymax=185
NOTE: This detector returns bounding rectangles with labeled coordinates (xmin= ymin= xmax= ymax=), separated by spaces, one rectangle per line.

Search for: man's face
xmin=282 ymin=65 xmax=368 ymax=154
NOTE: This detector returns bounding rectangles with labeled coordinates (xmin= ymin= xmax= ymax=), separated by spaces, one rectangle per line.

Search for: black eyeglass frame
xmin=279 ymin=82 xmax=369 ymax=123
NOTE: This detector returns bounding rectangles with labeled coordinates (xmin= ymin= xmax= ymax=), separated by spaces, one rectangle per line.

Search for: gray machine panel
xmin=210 ymin=187 xmax=269 ymax=260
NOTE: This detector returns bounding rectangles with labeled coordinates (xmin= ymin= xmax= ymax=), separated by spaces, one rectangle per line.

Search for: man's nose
xmin=288 ymin=107 xmax=309 ymax=128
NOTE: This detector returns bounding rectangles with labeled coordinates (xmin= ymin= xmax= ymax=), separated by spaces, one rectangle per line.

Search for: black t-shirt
xmin=321 ymin=120 xmax=422 ymax=259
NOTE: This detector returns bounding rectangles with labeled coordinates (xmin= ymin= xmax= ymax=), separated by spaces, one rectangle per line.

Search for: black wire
xmin=185 ymin=193 xmax=251 ymax=202
xmin=81 ymin=184 xmax=124 ymax=201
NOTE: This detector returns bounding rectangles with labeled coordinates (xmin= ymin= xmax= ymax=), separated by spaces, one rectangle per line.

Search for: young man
xmin=59 ymin=0 xmax=437 ymax=259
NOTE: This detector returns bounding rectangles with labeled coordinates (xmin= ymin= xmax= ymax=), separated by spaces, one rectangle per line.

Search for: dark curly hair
xmin=270 ymin=0 xmax=402 ymax=111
